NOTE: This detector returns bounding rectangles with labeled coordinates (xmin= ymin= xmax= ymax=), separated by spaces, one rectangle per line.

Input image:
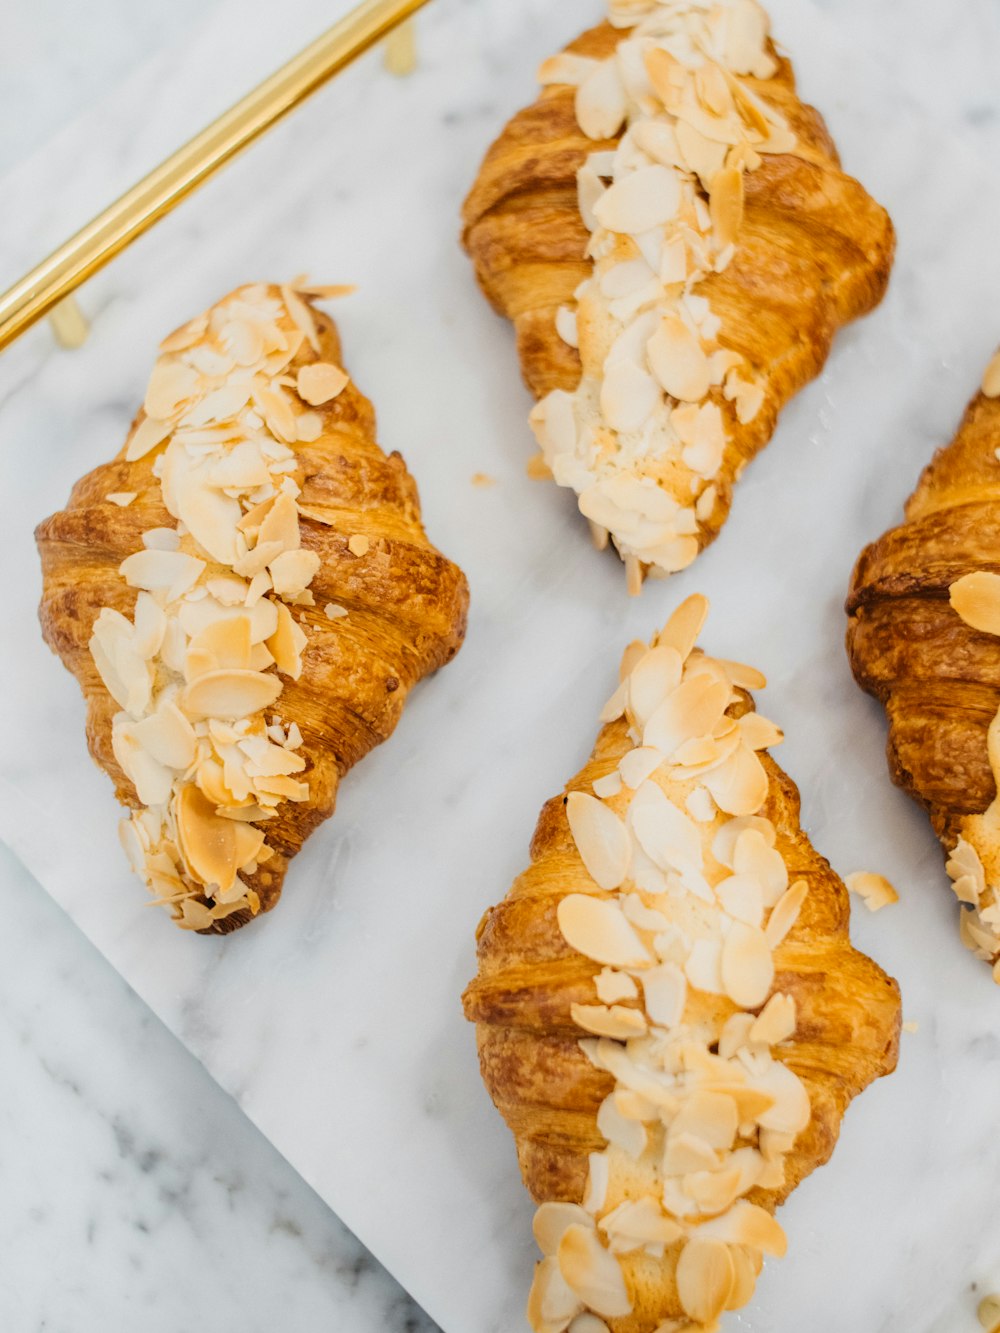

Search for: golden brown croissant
xmin=464 ymin=595 xmax=899 ymax=1331
xmin=462 ymin=0 xmax=894 ymax=593
xmin=36 ymin=283 xmax=468 ymax=933
xmin=847 ymin=350 xmax=1000 ymax=979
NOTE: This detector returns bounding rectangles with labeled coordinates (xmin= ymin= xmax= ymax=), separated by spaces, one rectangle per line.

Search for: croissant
xmin=847 ymin=350 xmax=1000 ymax=979
xmin=462 ymin=0 xmax=894 ymax=593
xmin=36 ymin=283 xmax=468 ymax=933
xmin=463 ymin=595 xmax=899 ymax=1332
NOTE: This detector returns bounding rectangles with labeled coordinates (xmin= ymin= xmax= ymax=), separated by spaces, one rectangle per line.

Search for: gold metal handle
xmin=0 ymin=0 xmax=432 ymax=353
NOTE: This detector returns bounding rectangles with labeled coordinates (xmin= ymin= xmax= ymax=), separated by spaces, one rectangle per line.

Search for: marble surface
xmin=3 ymin=2 xmax=1000 ymax=1331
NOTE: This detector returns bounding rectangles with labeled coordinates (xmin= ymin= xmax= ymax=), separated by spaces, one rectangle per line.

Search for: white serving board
xmin=2 ymin=2 xmax=999 ymax=1330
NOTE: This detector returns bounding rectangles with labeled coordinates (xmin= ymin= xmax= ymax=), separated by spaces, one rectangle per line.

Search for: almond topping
xmin=566 ymin=791 xmax=632 ymax=890
xmin=297 ymin=362 xmax=349 ymax=406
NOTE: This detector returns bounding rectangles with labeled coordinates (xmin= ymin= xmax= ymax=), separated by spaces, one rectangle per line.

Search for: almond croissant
xmin=36 ymin=283 xmax=468 ymax=933
xmin=462 ymin=0 xmax=894 ymax=592
xmin=847 ymin=350 xmax=1000 ymax=979
xmin=463 ymin=595 xmax=899 ymax=1332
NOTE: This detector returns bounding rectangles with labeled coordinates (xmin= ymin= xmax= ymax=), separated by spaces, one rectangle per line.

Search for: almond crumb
xmin=901 ymin=1021 xmax=919 ymax=1034
xmin=106 ymin=492 xmax=138 ymax=507
xmin=846 ymin=871 xmax=899 ymax=912
xmin=324 ymin=603 xmax=348 ymax=620
xmin=348 ymin=535 xmax=369 ymax=557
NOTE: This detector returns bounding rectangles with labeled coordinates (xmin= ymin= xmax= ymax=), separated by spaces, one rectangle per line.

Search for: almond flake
xmin=709 ymin=164 xmax=745 ymax=247
xmin=846 ymin=871 xmax=899 ymax=913
xmin=950 ymin=571 xmax=1000 ymax=636
xmin=145 ymin=361 xmax=200 ymax=420
xmin=557 ymin=894 xmax=651 ymax=969
xmin=575 ymin=60 xmax=627 ymax=141
xmin=557 ymin=1226 xmax=631 ymax=1320
xmin=181 ymin=668 xmax=283 ymax=721
xmin=348 ymin=534 xmax=370 ymax=557
xmin=676 ymin=1238 xmax=735 ymax=1325
xmin=983 ymin=350 xmax=1000 ymax=398
xmin=657 ymin=593 xmax=710 ymax=662
xmin=533 ymin=1203 xmax=595 ymax=1258
xmin=699 ymin=1200 xmax=787 ymax=1257
xmin=527 ymin=1257 xmax=583 ymax=1333
xmin=175 ymin=784 xmax=239 ymax=892
xmin=324 ymin=602 xmax=349 ymax=620
xmin=297 ymin=362 xmax=349 ymax=406
xmin=566 ymin=791 xmax=632 ymax=890
xmin=571 ymin=1003 xmax=647 ymax=1040
xmin=641 ymin=962 xmax=686 ymax=1027
xmin=643 ymin=673 xmax=730 ymax=756
xmin=647 ymin=315 xmax=711 ymax=403
xmin=750 ymin=992 xmax=796 ymax=1045
xmin=106 ymin=491 xmax=137 ymax=507
xmin=594 ymin=968 xmax=637 ymax=1004
xmin=721 ymin=920 xmax=774 ymax=1008
xmin=765 ymin=879 xmax=808 ymax=948
xmin=593 ymin=165 xmax=682 ymax=234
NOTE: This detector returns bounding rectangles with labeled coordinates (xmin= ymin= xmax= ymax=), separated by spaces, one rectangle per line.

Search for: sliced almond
xmin=297 ymin=362 xmax=349 ymax=406
xmin=557 ymin=894 xmax=651 ymax=969
xmin=709 ymin=164 xmax=745 ymax=247
xmin=657 ymin=593 xmax=709 ymax=661
xmin=181 ymin=668 xmax=283 ymax=721
xmin=982 ymin=349 xmax=1000 ymax=398
xmin=557 ymin=1225 xmax=632 ymax=1319
xmin=765 ymin=879 xmax=809 ymax=948
xmin=526 ymin=1256 xmax=583 ymax=1333
xmin=721 ymin=920 xmax=774 ymax=1008
xmin=572 ymin=1003 xmax=647 ymax=1040
xmin=267 ymin=601 xmax=308 ymax=679
xmin=950 ymin=571 xmax=1000 ymax=636
xmin=647 ymin=315 xmax=711 ymax=403
xmin=699 ymin=1200 xmax=787 ymax=1257
xmin=533 ymin=1203 xmax=595 ymax=1258
xmin=750 ymin=992 xmax=796 ymax=1045
xmin=676 ymin=1238 xmax=735 ymax=1325
xmin=846 ymin=870 xmax=899 ymax=913
xmin=643 ymin=673 xmax=730 ymax=756
xmin=175 ymin=784 xmax=238 ymax=891
xmin=575 ymin=59 xmax=627 ymax=141
xmin=592 ymin=165 xmax=682 ymax=234
xmin=566 ymin=791 xmax=632 ymax=890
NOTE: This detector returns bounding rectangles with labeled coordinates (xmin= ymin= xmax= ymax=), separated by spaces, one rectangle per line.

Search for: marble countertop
xmin=2 ymin=3 xmax=1000 ymax=1331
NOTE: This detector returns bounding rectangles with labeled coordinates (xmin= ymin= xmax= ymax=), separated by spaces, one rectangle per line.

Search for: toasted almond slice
xmin=181 ymin=668 xmax=282 ymax=720
xmin=132 ymin=703 xmax=197 ymax=770
xmin=739 ymin=713 xmax=783 ymax=750
xmin=145 ymin=360 xmax=200 ymax=420
xmin=750 ymin=992 xmax=797 ymax=1045
xmin=537 ymin=52 xmax=599 ymax=87
xmin=656 ymin=594 xmax=710 ymax=662
xmin=557 ymin=894 xmax=651 ymax=969
xmin=627 ymin=645 xmax=683 ymax=725
xmin=267 ymin=601 xmax=308 ymax=679
xmin=179 ymin=897 xmax=215 ymax=931
xmin=571 ymin=1003 xmax=647 ymax=1040
xmin=641 ymin=963 xmax=687 ymax=1028
xmin=593 ymin=165 xmax=682 ymax=234
xmin=721 ymin=920 xmax=774 ymax=1008
xmin=643 ymin=46 xmax=682 ymax=108
xmin=628 ymin=779 xmax=703 ymax=873
xmin=527 ymin=1256 xmax=583 ymax=1333
xmin=676 ymin=119 xmax=727 ymax=186
xmin=348 ymin=534 xmax=370 ymax=557
xmin=258 ymin=492 xmax=301 ymax=552
xmin=670 ymin=1090 xmax=738 ymax=1151
xmin=187 ymin=615 xmax=253 ymax=676
xmin=846 ymin=870 xmax=899 ymax=913
xmin=595 ymin=967 xmax=637 ymax=1004
xmin=703 ymin=745 xmax=769 ymax=817
xmin=619 ymin=747 xmax=662 ymax=790
xmin=643 ymin=673 xmax=731 ymax=756
xmin=663 ymin=1131 xmax=719 ymax=1175
xmin=647 ymin=315 xmax=711 ymax=403
xmin=557 ymin=1225 xmax=632 ymax=1319
xmin=119 ymin=549 xmax=205 ymax=600
xmin=599 ymin=1198 xmax=683 ymax=1249
xmin=753 ymin=1060 xmax=811 ymax=1135
xmin=175 ymin=784 xmax=238 ymax=891
xmin=126 ymin=414 xmax=174 ymax=462
xmin=297 ymin=362 xmax=349 ymax=406
xmin=983 ymin=350 xmax=1000 ymax=398
xmin=269 ymin=549 xmax=320 ymax=597
xmin=575 ymin=59 xmax=627 ymax=140
xmin=709 ymin=164 xmax=745 ymax=248
xmin=765 ymin=879 xmax=808 ymax=948
xmin=533 ymin=1203 xmax=595 ymax=1258
xmin=159 ymin=314 xmax=208 ymax=353
xmin=676 ymin=1238 xmax=735 ymax=1325
xmin=566 ymin=791 xmax=632 ymax=890
xmin=695 ymin=60 xmax=733 ymax=117
xmin=950 ymin=571 xmax=1000 ymax=636
xmin=699 ymin=1200 xmax=787 ymax=1257
xmin=599 ymin=358 xmax=660 ymax=434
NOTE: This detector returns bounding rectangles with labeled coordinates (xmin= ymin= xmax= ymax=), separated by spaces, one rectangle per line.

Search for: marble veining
xmin=2 ymin=1 xmax=1000 ymax=1330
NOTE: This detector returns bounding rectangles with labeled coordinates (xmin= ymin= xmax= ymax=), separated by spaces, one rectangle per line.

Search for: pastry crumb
xmin=471 ymin=472 xmax=497 ymax=488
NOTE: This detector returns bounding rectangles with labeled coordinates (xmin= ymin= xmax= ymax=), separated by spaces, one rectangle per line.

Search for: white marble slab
xmin=3 ymin=2 xmax=1000 ymax=1330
